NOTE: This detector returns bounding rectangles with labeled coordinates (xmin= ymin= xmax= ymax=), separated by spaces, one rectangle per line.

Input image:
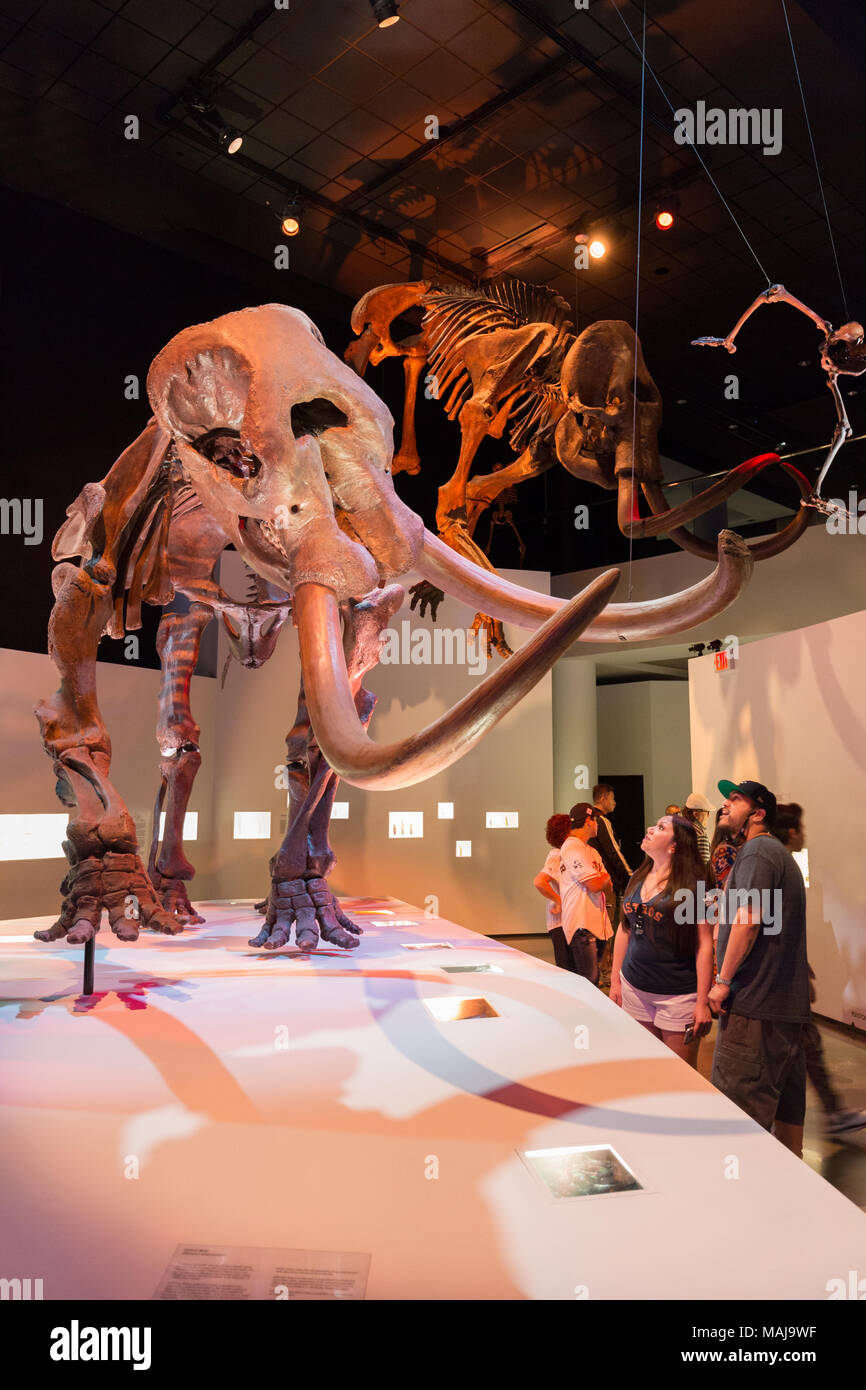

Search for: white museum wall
xmin=0 ymin=648 xmax=219 ymax=920
xmin=211 ymin=555 xmax=555 ymax=937
xmin=597 ymin=681 xmax=692 ymax=824
xmin=551 ymin=656 xmax=597 ymax=813
xmin=553 ymin=524 xmax=866 ymax=656
xmin=689 ymin=608 xmax=866 ymax=1029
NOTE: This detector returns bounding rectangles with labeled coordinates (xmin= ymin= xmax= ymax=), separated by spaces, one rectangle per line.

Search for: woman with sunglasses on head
xmin=610 ymin=814 xmax=714 ymax=1067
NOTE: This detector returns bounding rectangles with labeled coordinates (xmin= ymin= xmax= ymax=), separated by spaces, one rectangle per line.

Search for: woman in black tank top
xmin=610 ymin=814 xmax=714 ymax=1068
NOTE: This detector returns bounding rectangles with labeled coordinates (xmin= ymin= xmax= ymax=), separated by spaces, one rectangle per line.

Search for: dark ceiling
xmin=2 ymin=0 xmax=865 ymax=533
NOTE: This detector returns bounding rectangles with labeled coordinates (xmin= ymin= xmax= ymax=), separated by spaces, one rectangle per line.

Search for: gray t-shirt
xmin=717 ymin=835 xmax=809 ymax=1021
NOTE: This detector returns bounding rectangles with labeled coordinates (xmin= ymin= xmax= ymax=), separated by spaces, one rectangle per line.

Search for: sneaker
xmin=825 ymin=1108 xmax=866 ymax=1134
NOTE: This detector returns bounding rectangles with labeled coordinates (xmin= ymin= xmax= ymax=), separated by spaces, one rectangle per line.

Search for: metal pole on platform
xmin=82 ymin=936 xmax=95 ymax=996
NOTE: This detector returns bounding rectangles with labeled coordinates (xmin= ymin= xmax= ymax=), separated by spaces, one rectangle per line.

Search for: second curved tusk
xmin=295 ymin=569 xmax=620 ymax=790
xmin=416 ymin=527 xmax=753 ymax=641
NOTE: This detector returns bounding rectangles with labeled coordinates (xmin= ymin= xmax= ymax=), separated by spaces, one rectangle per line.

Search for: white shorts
xmin=620 ymin=973 xmax=697 ymax=1032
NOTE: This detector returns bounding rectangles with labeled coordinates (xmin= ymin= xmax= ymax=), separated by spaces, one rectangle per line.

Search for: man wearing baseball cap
xmin=558 ymin=803 xmax=613 ymax=985
xmin=708 ymin=779 xmax=810 ymax=1156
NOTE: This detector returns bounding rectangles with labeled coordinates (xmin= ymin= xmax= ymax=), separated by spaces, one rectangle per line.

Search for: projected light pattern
xmin=437 ymin=802 xmax=454 ymax=819
xmin=331 ymin=802 xmax=349 ymax=819
xmin=456 ymin=841 xmax=472 ymax=857
xmin=485 ymin=811 xmax=518 ymax=828
xmin=793 ymin=848 xmax=810 ymax=887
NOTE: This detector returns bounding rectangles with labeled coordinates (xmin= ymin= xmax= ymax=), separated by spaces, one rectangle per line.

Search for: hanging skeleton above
xmin=346 ymin=278 xmax=813 ymax=655
xmin=693 ymin=283 xmax=865 ymax=510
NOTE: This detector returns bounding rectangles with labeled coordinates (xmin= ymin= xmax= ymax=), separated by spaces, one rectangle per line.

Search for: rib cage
xmin=422 ymin=280 xmax=575 ymax=448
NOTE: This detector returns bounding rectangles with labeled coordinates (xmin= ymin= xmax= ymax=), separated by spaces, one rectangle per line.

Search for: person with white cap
xmin=682 ymin=791 xmax=712 ymax=862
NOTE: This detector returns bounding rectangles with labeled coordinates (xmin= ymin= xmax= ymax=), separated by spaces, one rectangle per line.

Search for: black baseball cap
xmin=569 ymin=802 xmax=597 ymax=829
xmin=718 ymin=779 xmax=777 ymax=823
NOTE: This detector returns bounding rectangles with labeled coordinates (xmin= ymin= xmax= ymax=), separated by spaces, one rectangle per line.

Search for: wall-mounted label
xmin=485 ymin=811 xmax=519 ymax=828
xmin=388 ymin=811 xmax=423 ymax=839
xmin=233 ymin=811 xmax=272 ymax=840
xmin=158 ymin=811 xmax=198 ymax=841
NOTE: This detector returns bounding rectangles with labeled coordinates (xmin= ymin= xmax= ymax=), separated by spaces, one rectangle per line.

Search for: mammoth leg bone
xmin=34 ymin=426 xmax=182 ymax=945
xmin=296 ymin=568 xmax=620 ymax=792
xmin=392 ymin=350 xmax=426 ymax=476
xmin=250 ymin=584 xmax=405 ymax=951
xmin=416 ymin=525 xmax=753 ymax=642
xmin=148 ymin=603 xmax=213 ymax=926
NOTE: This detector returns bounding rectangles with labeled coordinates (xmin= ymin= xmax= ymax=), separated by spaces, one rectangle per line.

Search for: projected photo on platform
xmin=522 ymin=1145 xmax=642 ymax=1200
xmin=423 ymin=995 xmax=499 ymax=1021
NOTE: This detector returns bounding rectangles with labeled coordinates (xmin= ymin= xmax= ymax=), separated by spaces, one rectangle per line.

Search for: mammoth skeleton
xmin=346 ymin=279 xmax=812 ymax=653
xmin=35 ymin=303 xmax=753 ymax=953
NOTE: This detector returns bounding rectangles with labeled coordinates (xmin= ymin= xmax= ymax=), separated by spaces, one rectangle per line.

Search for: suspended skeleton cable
xmin=627 ymin=0 xmax=648 ymax=601
xmin=779 ymin=0 xmax=850 ymax=320
xmin=609 ymin=0 xmax=773 ymax=287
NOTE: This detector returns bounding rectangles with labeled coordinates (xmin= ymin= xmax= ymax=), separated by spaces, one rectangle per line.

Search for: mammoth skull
xmin=146 ymin=303 xmax=622 ymax=789
xmin=555 ymin=319 xmax=663 ymax=491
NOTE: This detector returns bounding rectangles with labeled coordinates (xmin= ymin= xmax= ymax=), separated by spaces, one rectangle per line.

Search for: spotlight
xmin=185 ymin=94 xmax=243 ymax=155
xmin=371 ymin=0 xmax=400 ymax=25
xmin=655 ymin=209 xmax=674 ymax=230
xmin=588 ymin=238 xmax=607 ymax=259
xmin=267 ymin=197 xmax=303 ymax=239
xmin=219 ymin=127 xmax=243 ymax=155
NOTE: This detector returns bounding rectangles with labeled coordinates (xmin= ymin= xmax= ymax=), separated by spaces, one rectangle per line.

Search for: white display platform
xmin=1 ymin=897 xmax=865 ymax=1301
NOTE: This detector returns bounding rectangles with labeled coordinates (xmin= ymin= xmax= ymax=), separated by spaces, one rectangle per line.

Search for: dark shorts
xmin=568 ymin=929 xmax=607 ymax=986
xmin=711 ymin=1012 xmax=806 ymax=1128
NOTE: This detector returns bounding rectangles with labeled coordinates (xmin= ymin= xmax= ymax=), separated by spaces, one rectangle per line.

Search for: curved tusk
xmin=295 ymin=570 xmax=620 ymax=790
xmin=416 ymin=526 xmax=753 ymax=641
xmin=616 ymin=453 xmax=784 ymax=539
xmin=640 ymin=472 xmax=811 ymax=563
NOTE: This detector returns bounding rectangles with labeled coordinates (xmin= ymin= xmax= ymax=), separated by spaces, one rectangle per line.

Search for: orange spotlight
xmin=588 ymin=238 xmax=607 ymax=259
xmin=655 ymin=209 xmax=675 ymax=230
xmin=281 ymin=215 xmax=301 ymax=237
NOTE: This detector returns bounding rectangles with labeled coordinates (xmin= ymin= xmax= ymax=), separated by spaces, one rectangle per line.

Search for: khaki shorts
xmin=711 ymin=1011 xmax=806 ymax=1128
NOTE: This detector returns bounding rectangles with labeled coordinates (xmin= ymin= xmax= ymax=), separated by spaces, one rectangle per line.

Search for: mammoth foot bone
xmin=471 ymin=611 xmax=511 ymax=660
xmin=248 ymin=876 xmax=363 ymax=952
xmin=149 ymin=868 xmax=206 ymax=926
xmin=34 ymin=851 xmax=182 ymax=945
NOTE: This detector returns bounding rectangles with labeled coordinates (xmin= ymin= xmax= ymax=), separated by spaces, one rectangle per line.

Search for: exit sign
xmin=714 ymin=651 xmax=729 ymax=672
